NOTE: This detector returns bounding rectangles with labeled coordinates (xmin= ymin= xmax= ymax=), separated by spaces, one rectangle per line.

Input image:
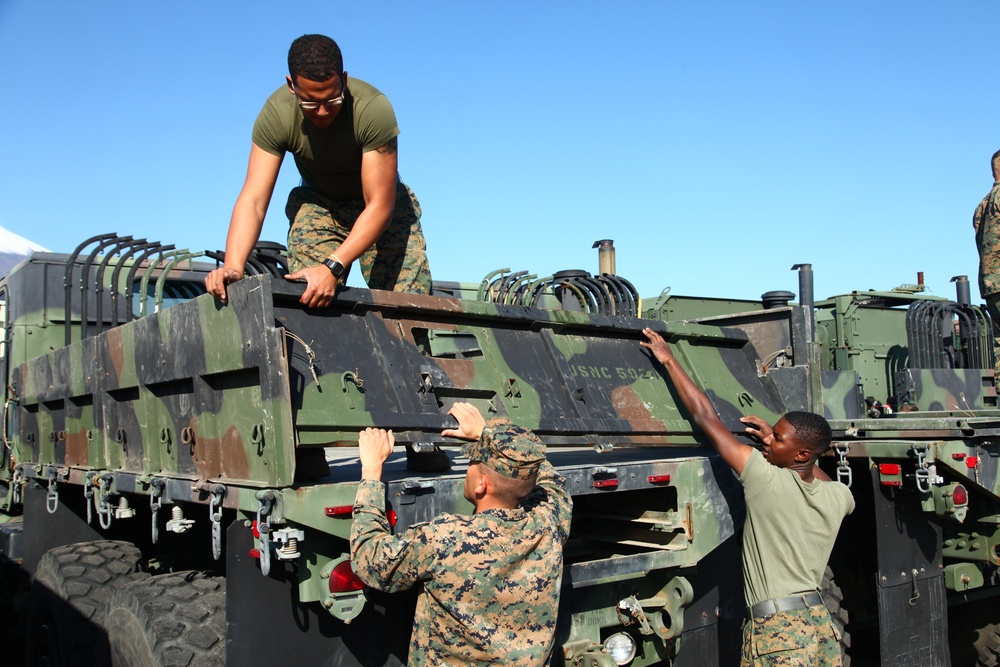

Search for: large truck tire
xmin=26 ymin=540 xmax=148 ymax=667
xmin=107 ymin=571 xmax=226 ymax=667
xmin=820 ymin=566 xmax=852 ymax=667
xmin=949 ymin=595 xmax=1000 ymax=666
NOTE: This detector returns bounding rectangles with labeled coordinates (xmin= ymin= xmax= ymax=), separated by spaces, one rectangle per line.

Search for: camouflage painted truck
xmin=0 ymin=233 xmax=998 ymax=666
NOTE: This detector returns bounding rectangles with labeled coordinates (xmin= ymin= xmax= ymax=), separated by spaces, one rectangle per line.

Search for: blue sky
xmin=1 ymin=1 xmax=997 ymax=304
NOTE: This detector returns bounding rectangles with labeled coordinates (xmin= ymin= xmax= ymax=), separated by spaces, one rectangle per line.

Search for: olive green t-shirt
xmin=251 ymin=77 xmax=400 ymax=201
xmin=739 ymin=449 xmax=855 ymax=606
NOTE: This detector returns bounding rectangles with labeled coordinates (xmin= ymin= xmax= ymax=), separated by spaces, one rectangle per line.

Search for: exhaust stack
xmin=592 ymin=239 xmax=616 ymax=276
xmin=951 ymin=275 xmax=971 ymax=305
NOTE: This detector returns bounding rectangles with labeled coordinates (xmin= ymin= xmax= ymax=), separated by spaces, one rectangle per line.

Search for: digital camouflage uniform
xmin=742 ymin=606 xmax=842 ymax=667
xmin=350 ymin=419 xmax=573 ymax=666
xmin=974 ymin=180 xmax=1000 ymax=373
xmin=285 ymin=182 xmax=432 ymax=294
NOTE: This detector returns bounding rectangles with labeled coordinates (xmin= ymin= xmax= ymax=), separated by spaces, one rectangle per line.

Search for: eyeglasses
xmin=293 ymin=87 xmax=345 ymax=111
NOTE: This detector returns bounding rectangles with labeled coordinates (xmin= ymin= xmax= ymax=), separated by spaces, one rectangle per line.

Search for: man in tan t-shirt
xmin=206 ymin=34 xmax=436 ymax=477
xmin=206 ymin=33 xmax=432 ymax=309
xmin=640 ymin=328 xmax=854 ymax=666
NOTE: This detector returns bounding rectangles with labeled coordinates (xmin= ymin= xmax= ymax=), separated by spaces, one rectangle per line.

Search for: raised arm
xmin=351 ymin=427 xmax=435 ymax=592
xmin=205 ymin=144 xmax=283 ymax=302
xmin=641 ymin=328 xmax=754 ymax=475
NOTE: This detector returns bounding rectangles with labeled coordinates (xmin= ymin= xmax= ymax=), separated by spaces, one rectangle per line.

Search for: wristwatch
xmin=322 ymin=257 xmax=347 ymax=279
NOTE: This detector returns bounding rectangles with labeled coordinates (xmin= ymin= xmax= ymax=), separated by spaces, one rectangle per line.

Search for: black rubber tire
xmin=820 ymin=565 xmax=852 ymax=667
xmin=950 ymin=596 xmax=1000 ymax=666
xmin=107 ymin=571 xmax=226 ymax=667
xmin=971 ymin=617 xmax=1000 ymax=666
xmin=26 ymin=540 xmax=148 ymax=667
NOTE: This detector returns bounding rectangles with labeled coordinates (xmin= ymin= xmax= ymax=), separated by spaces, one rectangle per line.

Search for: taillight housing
xmin=329 ymin=560 xmax=366 ymax=593
xmin=320 ymin=556 xmax=367 ymax=624
xmin=933 ymin=482 xmax=969 ymax=523
xmin=878 ymin=462 xmax=903 ymax=487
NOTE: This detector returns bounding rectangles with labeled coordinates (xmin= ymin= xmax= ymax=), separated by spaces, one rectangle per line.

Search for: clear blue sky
xmin=1 ymin=1 xmax=996 ymax=304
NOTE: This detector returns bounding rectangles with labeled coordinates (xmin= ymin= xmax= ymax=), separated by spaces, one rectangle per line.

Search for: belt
xmin=749 ymin=592 xmax=824 ymax=618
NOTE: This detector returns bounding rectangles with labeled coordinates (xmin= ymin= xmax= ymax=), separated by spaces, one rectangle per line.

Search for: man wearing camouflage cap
xmin=350 ymin=402 xmax=573 ymax=666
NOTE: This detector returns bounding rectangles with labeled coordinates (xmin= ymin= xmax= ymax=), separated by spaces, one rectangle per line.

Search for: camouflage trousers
xmin=741 ymin=605 xmax=842 ymax=666
xmin=986 ymin=292 xmax=1000 ymax=375
xmin=284 ymin=183 xmax=432 ymax=294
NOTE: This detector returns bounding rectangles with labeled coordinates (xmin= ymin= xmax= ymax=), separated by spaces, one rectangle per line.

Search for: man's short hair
xmin=479 ymin=463 xmax=537 ymax=507
xmin=288 ymin=34 xmax=343 ymax=83
xmin=991 ymin=149 xmax=1000 ymax=177
xmin=784 ymin=411 xmax=832 ymax=458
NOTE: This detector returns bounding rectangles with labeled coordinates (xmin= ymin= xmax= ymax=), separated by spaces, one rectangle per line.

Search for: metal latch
xmin=398 ymin=479 xmax=435 ymax=505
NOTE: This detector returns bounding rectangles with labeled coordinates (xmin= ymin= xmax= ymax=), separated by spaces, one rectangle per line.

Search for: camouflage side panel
xmin=894 ymin=368 xmax=998 ymax=412
xmin=821 ymin=371 xmax=864 ymax=420
xmin=270 ymin=279 xmax=787 ymax=451
xmin=14 ymin=276 xmax=295 ymax=487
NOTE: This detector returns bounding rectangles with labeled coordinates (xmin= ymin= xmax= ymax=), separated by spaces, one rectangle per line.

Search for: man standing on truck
xmin=640 ymin=328 xmax=854 ymax=666
xmin=974 ymin=149 xmax=1000 ymax=372
xmin=350 ymin=402 xmax=573 ymax=666
xmin=205 ymin=33 xmax=432 ymax=309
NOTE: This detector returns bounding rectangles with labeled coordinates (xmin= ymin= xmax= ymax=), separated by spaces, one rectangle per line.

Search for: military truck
xmin=0 ymin=233 xmax=997 ymax=666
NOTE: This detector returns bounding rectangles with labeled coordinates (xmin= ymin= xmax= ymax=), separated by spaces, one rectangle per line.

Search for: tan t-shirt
xmin=739 ymin=449 xmax=855 ymax=606
xmin=251 ymin=77 xmax=399 ymax=201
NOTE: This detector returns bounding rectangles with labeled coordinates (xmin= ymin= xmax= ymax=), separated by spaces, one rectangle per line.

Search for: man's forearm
xmin=535 ymin=461 xmax=573 ymax=543
xmin=330 ymin=203 xmax=393 ymax=266
xmin=224 ymin=199 xmax=267 ymax=273
xmin=658 ymin=352 xmax=719 ymax=429
xmin=350 ymin=479 xmax=424 ymax=593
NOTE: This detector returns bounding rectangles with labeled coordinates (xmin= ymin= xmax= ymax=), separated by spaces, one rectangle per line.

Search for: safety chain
xmin=97 ymin=473 xmax=115 ymax=529
xmin=44 ymin=466 xmax=61 ymax=514
xmin=256 ymin=490 xmax=276 ymax=576
xmin=149 ymin=478 xmax=166 ymax=545
xmin=834 ymin=443 xmax=852 ymax=488
xmin=209 ymin=485 xmax=226 ymax=561
xmin=83 ymin=472 xmax=97 ymax=524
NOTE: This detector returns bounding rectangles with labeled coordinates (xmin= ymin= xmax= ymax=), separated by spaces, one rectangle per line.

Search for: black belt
xmin=749 ymin=592 xmax=824 ymax=618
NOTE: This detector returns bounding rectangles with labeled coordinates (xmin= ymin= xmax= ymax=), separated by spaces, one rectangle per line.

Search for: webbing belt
xmin=748 ymin=591 xmax=824 ymax=619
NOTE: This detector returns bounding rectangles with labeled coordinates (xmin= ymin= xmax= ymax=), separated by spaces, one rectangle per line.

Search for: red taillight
xmin=879 ymin=463 xmax=901 ymax=475
xmin=967 ymin=457 xmax=980 ymax=469
xmin=329 ymin=560 xmax=366 ymax=593
xmin=325 ymin=505 xmax=353 ymax=517
xmin=594 ymin=478 xmax=618 ymax=489
xmin=648 ymin=475 xmax=671 ymax=484
xmin=387 ymin=509 xmax=398 ymax=527
xmin=951 ymin=484 xmax=968 ymax=506
xmin=952 ymin=453 xmax=967 ymax=460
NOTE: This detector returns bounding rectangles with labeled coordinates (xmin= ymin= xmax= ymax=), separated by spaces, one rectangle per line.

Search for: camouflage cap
xmin=461 ymin=418 xmax=546 ymax=479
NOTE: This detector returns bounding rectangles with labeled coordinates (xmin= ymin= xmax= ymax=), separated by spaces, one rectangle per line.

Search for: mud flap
xmin=872 ymin=468 xmax=951 ymax=666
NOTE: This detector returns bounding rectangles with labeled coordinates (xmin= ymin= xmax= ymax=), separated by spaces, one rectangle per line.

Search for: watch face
xmin=324 ymin=258 xmax=346 ymax=278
